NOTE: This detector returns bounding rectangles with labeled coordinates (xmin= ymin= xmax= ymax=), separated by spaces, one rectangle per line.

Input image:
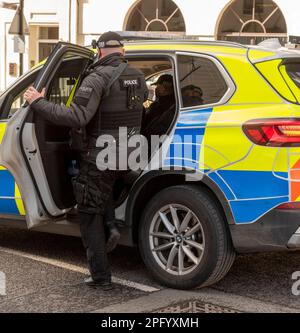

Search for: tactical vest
xmin=86 ymin=63 xmax=146 ymax=146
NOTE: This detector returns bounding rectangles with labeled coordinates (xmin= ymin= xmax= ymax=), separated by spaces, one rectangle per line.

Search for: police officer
xmin=24 ymin=31 xmax=148 ymax=289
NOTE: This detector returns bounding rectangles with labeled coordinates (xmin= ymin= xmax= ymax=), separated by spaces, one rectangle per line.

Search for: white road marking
xmin=0 ymin=246 xmax=160 ymax=293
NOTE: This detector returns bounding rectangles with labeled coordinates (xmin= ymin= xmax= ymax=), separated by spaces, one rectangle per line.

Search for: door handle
xmin=28 ymin=149 xmax=37 ymax=154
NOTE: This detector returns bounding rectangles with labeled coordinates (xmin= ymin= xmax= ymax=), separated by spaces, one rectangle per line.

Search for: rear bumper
xmin=230 ymin=208 xmax=300 ymax=253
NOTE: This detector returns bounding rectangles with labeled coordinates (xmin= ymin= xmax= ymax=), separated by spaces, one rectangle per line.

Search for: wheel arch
xmin=125 ymin=170 xmax=235 ymax=244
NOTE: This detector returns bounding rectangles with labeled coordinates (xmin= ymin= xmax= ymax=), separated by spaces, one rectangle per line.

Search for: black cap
xmin=151 ymin=74 xmax=173 ymax=86
xmin=97 ymin=31 xmax=124 ymax=48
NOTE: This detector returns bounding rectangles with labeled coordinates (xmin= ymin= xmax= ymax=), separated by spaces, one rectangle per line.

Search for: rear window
xmin=285 ymin=63 xmax=300 ymax=89
xmin=177 ymin=55 xmax=228 ymax=108
xmin=255 ymin=59 xmax=300 ymax=104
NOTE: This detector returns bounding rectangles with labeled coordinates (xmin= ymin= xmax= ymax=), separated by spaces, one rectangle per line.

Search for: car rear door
xmin=0 ymin=42 xmax=94 ymax=228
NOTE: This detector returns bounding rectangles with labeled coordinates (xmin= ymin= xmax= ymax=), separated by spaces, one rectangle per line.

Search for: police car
xmin=1 ymin=36 xmax=300 ymax=289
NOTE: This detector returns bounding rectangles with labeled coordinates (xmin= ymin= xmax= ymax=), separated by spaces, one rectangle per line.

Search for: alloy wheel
xmin=149 ymin=204 xmax=205 ymax=276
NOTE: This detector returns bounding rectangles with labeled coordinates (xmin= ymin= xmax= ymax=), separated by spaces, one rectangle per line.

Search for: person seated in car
xmin=181 ymin=85 xmax=204 ymax=107
xmin=142 ymin=74 xmax=176 ymax=139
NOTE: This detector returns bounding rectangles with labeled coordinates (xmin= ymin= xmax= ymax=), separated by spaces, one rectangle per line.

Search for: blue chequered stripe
xmin=0 ymin=170 xmax=19 ymax=215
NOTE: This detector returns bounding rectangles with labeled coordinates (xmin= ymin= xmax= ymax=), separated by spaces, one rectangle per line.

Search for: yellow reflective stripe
xmin=248 ymin=49 xmax=276 ymax=63
xmin=66 ymin=78 xmax=80 ymax=107
xmin=0 ymin=123 xmax=7 ymax=171
xmin=125 ymin=44 xmax=247 ymax=56
xmin=0 ymin=120 xmax=26 ymax=214
xmin=255 ymin=60 xmax=297 ymax=103
xmin=219 ymin=56 xmax=283 ymax=104
xmin=32 ymin=59 xmax=46 ymax=70
xmin=279 ymin=65 xmax=300 ymax=103
xmin=0 ymin=122 xmax=6 ymax=144
xmin=14 ymin=183 xmax=25 ymax=216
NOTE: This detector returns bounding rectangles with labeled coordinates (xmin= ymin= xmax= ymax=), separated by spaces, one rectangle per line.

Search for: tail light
xmin=243 ymin=119 xmax=300 ymax=147
xmin=277 ymin=202 xmax=300 ymax=210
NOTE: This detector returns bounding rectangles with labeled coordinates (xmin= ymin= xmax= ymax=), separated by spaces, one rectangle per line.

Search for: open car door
xmin=0 ymin=42 xmax=95 ymax=228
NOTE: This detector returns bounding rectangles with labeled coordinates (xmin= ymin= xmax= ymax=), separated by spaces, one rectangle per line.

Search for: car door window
xmin=177 ymin=55 xmax=228 ymax=108
xmin=9 ymin=87 xmax=29 ymax=118
xmin=46 ymin=57 xmax=90 ymax=106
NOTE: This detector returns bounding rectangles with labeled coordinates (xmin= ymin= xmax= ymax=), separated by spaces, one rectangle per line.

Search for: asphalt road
xmin=0 ymin=225 xmax=300 ymax=313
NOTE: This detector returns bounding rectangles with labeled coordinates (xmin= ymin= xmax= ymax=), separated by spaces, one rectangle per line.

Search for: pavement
xmin=0 ymin=225 xmax=300 ymax=313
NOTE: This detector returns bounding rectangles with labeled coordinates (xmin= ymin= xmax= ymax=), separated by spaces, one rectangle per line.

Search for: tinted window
xmin=1 ymin=57 xmax=90 ymax=120
xmin=9 ymin=87 xmax=28 ymax=118
xmin=177 ymin=55 xmax=228 ymax=108
xmin=47 ymin=57 xmax=90 ymax=105
xmin=286 ymin=63 xmax=300 ymax=89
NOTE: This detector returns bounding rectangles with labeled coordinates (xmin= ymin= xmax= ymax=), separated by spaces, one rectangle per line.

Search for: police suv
xmin=1 ymin=36 xmax=300 ymax=289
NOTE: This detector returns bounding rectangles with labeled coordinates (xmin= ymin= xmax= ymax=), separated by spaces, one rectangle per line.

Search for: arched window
xmin=125 ymin=0 xmax=186 ymax=33
xmin=217 ymin=0 xmax=287 ymax=45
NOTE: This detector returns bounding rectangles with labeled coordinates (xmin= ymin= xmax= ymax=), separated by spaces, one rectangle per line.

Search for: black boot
xmin=84 ymin=276 xmax=113 ymax=290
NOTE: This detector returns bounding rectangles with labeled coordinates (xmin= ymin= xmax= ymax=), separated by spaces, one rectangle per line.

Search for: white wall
xmin=0 ymin=0 xmax=72 ymax=92
xmin=80 ymin=0 xmax=229 ymax=37
xmin=80 ymin=0 xmax=133 ymax=35
xmin=275 ymin=0 xmax=300 ymax=36
xmin=23 ymin=0 xmax=69 ymax=40
xmin=0 ymin=8 xmax=15 ymax=93
xmin=173 ymin=0 xmax=228 ymax=36
xmin=80 ymin=0 xmax=300 ymax=37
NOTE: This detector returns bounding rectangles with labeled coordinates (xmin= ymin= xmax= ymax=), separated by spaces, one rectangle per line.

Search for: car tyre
xmin=138 ymin=185 xmax=236 ymax=289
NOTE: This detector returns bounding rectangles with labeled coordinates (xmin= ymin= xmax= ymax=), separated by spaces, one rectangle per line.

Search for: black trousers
xmin=79 ymin=212 xmax=111 ymax=281
xmin=73 ymin=160 xmax=119 ymax=281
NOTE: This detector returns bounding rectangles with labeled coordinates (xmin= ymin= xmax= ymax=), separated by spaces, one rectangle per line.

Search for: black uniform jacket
xmin=30 ymin=53 xmax=148 ymax=130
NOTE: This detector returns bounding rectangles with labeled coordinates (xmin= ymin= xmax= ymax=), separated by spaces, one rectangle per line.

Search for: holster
xmin=70 ymin=128 xmax=88 ymax=153
xmin=72 ymin=176 xmax=88 ymax=206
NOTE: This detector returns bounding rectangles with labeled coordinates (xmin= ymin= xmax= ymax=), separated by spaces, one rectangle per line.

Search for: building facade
xmin=1 ymin=0 xmax=300 ymax=92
